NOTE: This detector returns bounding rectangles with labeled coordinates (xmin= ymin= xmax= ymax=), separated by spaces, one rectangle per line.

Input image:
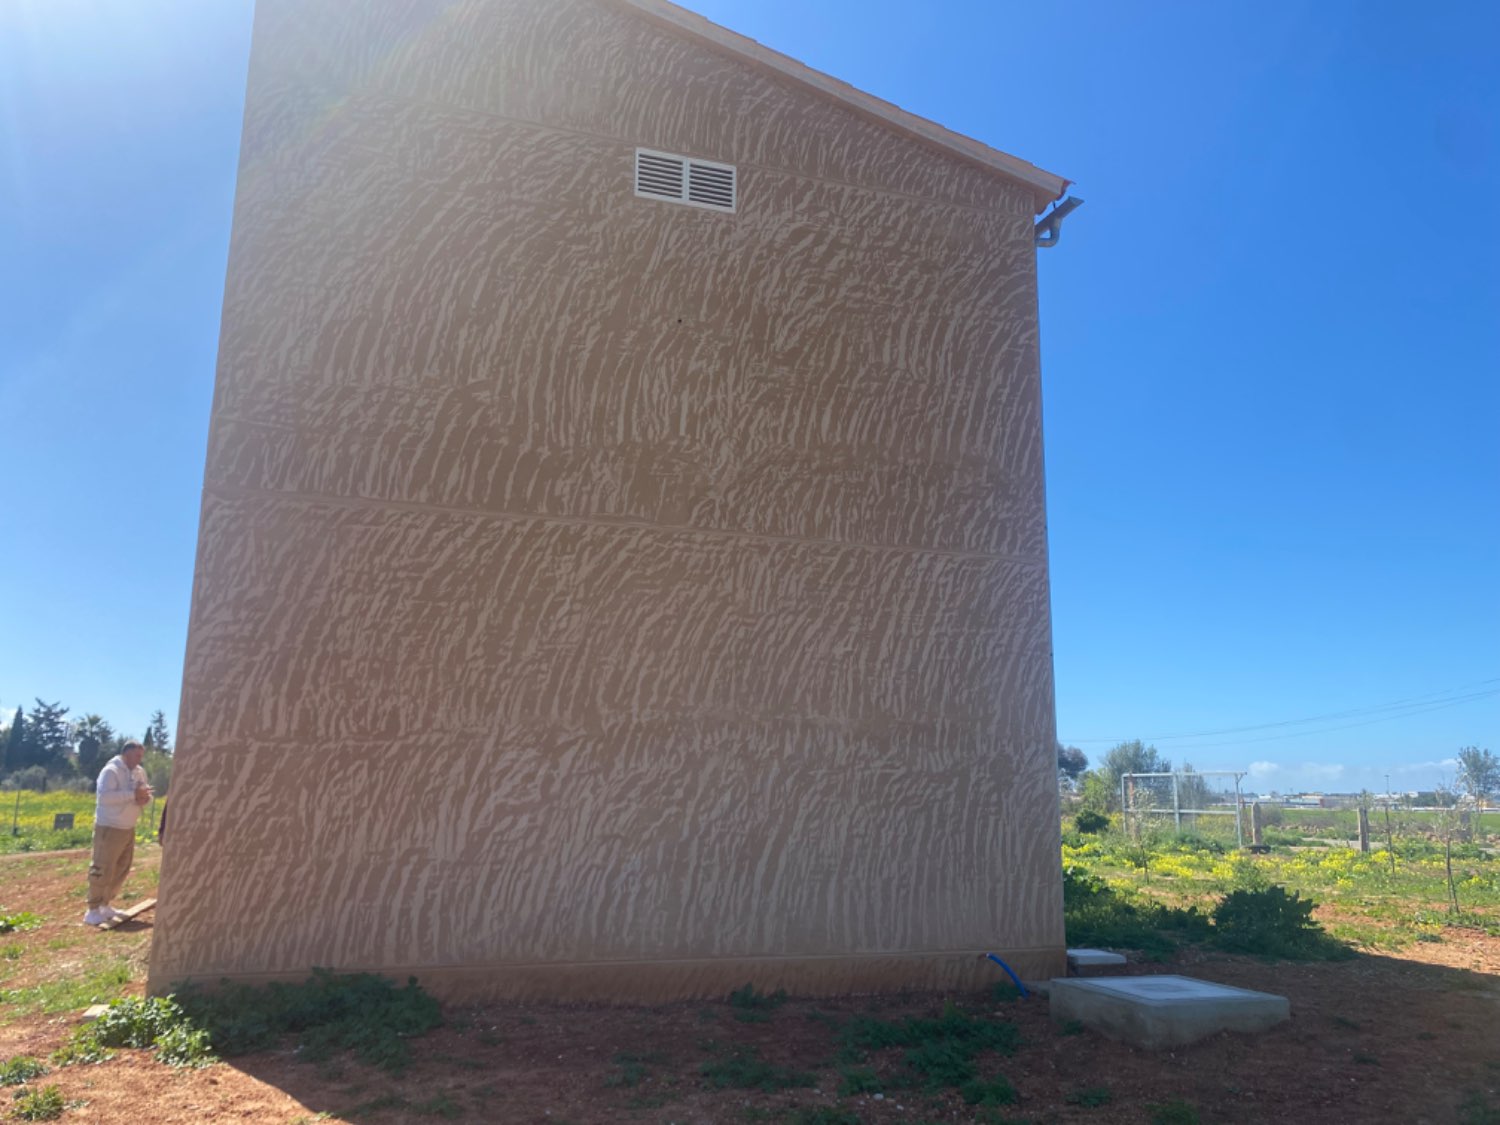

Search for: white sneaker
xmin=101 ymin=905 xmax=124 ymax=921
xmin=83 ymin=907 xmax=110 ymax=926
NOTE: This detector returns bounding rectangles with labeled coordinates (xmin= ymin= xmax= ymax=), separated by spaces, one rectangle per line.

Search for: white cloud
xmin=1248 ymin=761 xmax=1281 ymax=778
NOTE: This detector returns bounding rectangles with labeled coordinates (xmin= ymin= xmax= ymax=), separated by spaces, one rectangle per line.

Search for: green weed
xmin=727 ymin=983 xmax=788 ymax=1022
xmin=0 ymin=1056 xmax=48 ymax=1086
xmin=1460 ymin=1090 xmax=1500 ymax=1125
xmin=0 ymin=911 xmax=40 ymax=934
xmin=12 ymin=1084 xmax=65 ymax=1121
xmin=837 ymin=1065 xmax=882 ymax=1095
xmin=1066 ymin=1085 xmax=1113 ymax=1107
xmin=174 ymin=968 xmax=442 ymax=1074
xmin=699 ymin=1048 xmax=815 ymax=1091
xmin=413 ymin=1092 xmax=462 ymax=1118
xmin=788 ymin=1109 xmax=861 ymax=1125
xmin=960 ymin=1074 xmax=1018 ymax=1106
xmin=55 ymin=995 xmax=215 ymax=1069
xmin=1149 ymin=1100 xmax=1201 ymax=1125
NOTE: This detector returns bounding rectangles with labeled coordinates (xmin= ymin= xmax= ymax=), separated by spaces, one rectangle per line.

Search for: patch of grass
xmin=988 ymin=981 xmax=1023 ymax=1004
xmin=12 ymin=1084 xmax=66 ymax=1121
xmin=174 ymin=968 xmax=442 ymax=1074
xmin=1460 ymin=1090 xmax=1500 ymax=1125
xmin=605 ymin=1050 xmax=666 ymax=1089
xmin=0 ymin=1057 xmax=48 ymax=1087
xmin=699 ymin=1048 xmax=815 ymax=1092
xmin=1330 ymin=1015 xmax=1360 ymax=1030
xmin=343 ymin=1093 xmax=410 ymax=1119
xmin=1149 ymin=1100 xmax=1201 ymax=1125
xmin=960 ymin=1074 xmax=1017 ymax=1106
xmin=1066 ymin=1085 xmax=1113 ymax=1107
xmin=0 ymin=960 xmax=132 ymax=1024
xmin=837 ymin=1065 xmax=882 ymax=1095
xmin=788 ymin=1109 xmax=861 ymax=1125
xmin=1057 ymin=1019 xmax=1085 ymax=1036
xmin=412 ymin=1092 xmax=461 ymax=1118
xmin=838 ymin=1002 xmax=1021 ymax=1094
xmin=727 ymin=983 xmax=788 ymax=1023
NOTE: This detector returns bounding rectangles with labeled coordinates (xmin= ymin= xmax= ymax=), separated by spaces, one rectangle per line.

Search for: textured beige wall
xmin=151 ymin=0 xmax=1065 ymax=1001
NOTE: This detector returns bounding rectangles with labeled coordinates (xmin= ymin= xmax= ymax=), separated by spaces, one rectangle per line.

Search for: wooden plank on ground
xmin=99 ymin=898 xmax=156 ymax=930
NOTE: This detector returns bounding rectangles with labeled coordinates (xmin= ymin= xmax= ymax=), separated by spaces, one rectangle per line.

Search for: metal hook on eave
xmin=1035 ymin=196 xmax=1084 ymax=249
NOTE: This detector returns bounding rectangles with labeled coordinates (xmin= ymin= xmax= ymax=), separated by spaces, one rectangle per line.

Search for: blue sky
xmin=1 ymin=0 xmax=1495 ymax=792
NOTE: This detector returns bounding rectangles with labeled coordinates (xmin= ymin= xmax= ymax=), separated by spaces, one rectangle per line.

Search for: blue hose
xmin=985 ymin=953 xmax=1029 ymax=997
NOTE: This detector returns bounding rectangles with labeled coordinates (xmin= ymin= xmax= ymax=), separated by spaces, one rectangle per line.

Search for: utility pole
xmin=1384 ymin=772 xmax=1395 ymax=874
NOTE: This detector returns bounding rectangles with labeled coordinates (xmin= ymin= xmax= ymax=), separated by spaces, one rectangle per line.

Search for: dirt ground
xmin=3 ymin=849 xmax=1498 ymax=1124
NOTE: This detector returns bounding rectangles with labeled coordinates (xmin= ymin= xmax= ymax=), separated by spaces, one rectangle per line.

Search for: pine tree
xmin=75 ymin=715 xmax=114 ymax=780
xmin=2 ymin=708 xmax=27 ymax=773
xmin=27 ymin=700 xmax=73 ymax=775
xmin=145 ymin=710 xmax=172 ymax=755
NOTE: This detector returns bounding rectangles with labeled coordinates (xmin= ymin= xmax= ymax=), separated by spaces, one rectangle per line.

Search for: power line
xmin=1063 ymin=676 xmax=1500 ymax=745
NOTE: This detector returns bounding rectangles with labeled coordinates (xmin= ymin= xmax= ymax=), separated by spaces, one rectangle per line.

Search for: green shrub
xmin=1210 ymin=886 xmax=1351 ymax=959
xmin=1074 ymin=810 xmax=1109 ymax=835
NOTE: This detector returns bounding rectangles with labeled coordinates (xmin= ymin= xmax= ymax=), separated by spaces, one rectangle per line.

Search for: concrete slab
xmin=1067 ymin=948 xmax=1127 ymax=974
xmin=1049 ymin=975 xmax=1289 ymax=1049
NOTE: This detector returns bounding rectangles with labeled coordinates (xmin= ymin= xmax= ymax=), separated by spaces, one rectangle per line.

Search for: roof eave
xmin=616 ymin=0 xmax=1071 ymax=213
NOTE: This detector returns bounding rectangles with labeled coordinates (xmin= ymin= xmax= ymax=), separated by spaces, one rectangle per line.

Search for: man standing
xmin=84 ymin=739 xmax=152 ymax=926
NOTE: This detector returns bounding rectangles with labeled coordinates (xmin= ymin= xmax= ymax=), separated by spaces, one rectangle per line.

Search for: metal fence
xmin=1121 ymin=770 xmax=1247 ymax=847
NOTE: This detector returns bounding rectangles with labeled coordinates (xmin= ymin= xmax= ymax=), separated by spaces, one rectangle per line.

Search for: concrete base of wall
xmin=1048 ymin=975 xmax=1289 ymax=1049
xmin=151 ymin=947 xmax=1067 ymax=1005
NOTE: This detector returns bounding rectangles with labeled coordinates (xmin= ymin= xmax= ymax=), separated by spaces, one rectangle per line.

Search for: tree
xmin=26 ymin=700 xmax=73 ymax=776
xmin=2 ymin=708 xmax=27 ymax=773
xmin=74 ymin=715 xmax=114 ymax=781
xmin=1099 ymin=740 xmax=1172 ymax=810
xmin=1057 ymin=743 xmax=1088 ymax=786
xmin=144 ymin=710 xmax=172 ymax=755
xmin=1455 ymin=747 xmax=1498 ymax=835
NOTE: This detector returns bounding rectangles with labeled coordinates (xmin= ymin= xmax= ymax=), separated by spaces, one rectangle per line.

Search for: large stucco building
xmin=151 ymin=0 xmax=1073 ymax=1001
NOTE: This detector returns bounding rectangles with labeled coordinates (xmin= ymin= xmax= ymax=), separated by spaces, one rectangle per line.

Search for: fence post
xmin=1251 ymin=801 xmax=1263 ymax=846
xmin=1172 ymin=773 xmax=1181 ymax=834
xmin=1357 ymin=806 xmax=1371 ymax=853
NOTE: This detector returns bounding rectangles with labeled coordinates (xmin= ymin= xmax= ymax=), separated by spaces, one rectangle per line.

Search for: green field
xmin=0 ymin=791 xmax=164 ymax=855
xmin=1063 ymin=810 xmax=1500 ymax=953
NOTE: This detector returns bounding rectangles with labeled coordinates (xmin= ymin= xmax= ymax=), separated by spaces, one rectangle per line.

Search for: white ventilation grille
xmin=635 ymin=148 xmax=737 ymax=213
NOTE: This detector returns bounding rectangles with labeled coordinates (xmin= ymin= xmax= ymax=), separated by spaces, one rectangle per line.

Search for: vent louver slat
xmin=635 ymin=148 xmax=736 ymax=213
xmin=635 ymin=152 xmax=684 ymax=199
xmin=688 ymin=163 xmax=735 ymax=209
